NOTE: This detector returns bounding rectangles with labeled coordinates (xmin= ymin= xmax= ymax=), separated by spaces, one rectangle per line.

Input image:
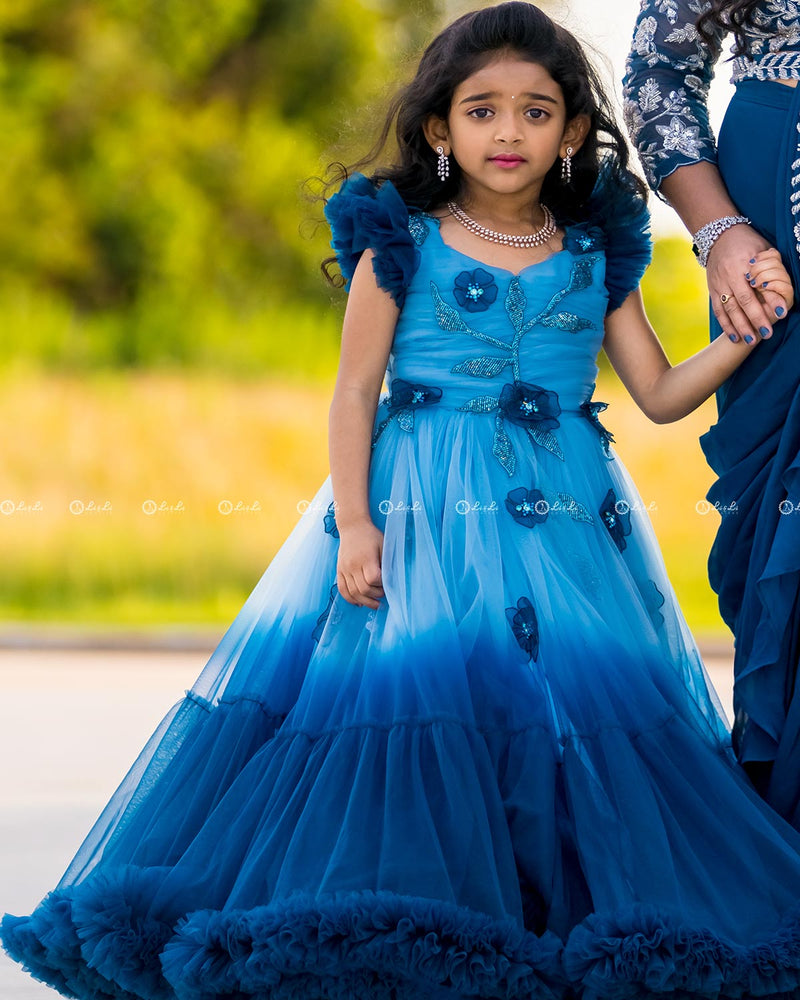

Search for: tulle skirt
xmin=6 ymin=403 xmax=800 ymax=999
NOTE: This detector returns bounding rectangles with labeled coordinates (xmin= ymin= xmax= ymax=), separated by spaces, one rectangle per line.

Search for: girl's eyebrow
xmin=458 ymin=91 xmax=559 ymax=105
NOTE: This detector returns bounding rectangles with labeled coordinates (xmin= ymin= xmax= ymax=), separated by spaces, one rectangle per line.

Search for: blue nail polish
xmin=776 ymin=306 xmax=785 ymax=317
xmin=750 ymin=258 xmax=756 ymax=264
xmin=744 ymin=334 xmax=754 ymax=343
xmin=728 ymin=333 xmax=738 ymax=342
xmin=760 ymin=326 xmax=771 ymax=337
xmin=745 ymin=272 xmax=751 ymax=279
xmin=762 ymin=281 xmax=768 ymax=288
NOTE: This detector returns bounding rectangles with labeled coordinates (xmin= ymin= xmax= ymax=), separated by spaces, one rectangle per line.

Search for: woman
xmin=624 ymin=1 xmax=800 ymax=826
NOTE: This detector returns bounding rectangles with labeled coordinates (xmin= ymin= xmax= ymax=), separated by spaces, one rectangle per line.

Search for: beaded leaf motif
xmin=431 ymin=255 xmax=598 ymax=474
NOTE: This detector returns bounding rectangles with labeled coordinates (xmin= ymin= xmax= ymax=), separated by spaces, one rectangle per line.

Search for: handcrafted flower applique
xmin=371 ymin=377 xmax=443 ymax=446
xmin=323 ymin=500 xmax=339 ymax=538
xmin=563 ymin=223 xmax=606 ymax=256
xmin=600 ymin=488 xmax=632 ymax=552
xmin=453 ymin=269 xmax=499 ymax=312
xmin=580 ymin=391 xmax=616 ymax=458
xmin=430 ymin=255 xmax=597 ymax=474
xmin=505 ymin=487 xmax=548 ymax=528
xmin=506 ymin=596 xmax=540 ymax=661
xmin=311 ymin=583 xmax=339 ymax=644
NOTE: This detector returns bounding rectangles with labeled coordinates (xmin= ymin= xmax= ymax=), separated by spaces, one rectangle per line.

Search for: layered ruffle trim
xmin=6 ymin=870 xmax=800 ymax=1000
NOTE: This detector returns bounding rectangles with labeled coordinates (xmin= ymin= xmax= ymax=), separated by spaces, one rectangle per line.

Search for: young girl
xmin=5 ymin=3 xmax=800 ymax=999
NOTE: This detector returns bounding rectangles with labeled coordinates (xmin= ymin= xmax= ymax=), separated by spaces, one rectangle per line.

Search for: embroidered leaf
xmin=493 ymin=415 xmax=516 ymax=477
xmin=540 ymin=312 xmax=594 ymax=333
xmin=430 ymin=282 xmax=472 ymax=333
xmin=397 ymin=408 xmax=415 ymax=432
xmin=457 ymin=395 xmax=499 ymax=413
xmin=505 ymin=277 xmax=526 ymax=333
xmin=566 ymin=257 xmax=595 ymax=293
xmin=451 ymin=356 xmax=511 ymax=378
xmin=556 ymin=492 xmax=594 ymax=524
xmin=370 ymin=412 xmax=395 ymax=450
xmin=527 ymin=424 xmax=564 ymax=460
xmin=638 ymin=78 xmax=662 ymax=113
xmin=407 ymin=214 xmax=430 ymax=246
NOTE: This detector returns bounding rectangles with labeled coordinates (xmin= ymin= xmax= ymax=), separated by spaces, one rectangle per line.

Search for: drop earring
xmin=561 ymin=146 xmax=574 ymax=184
xmin=436 ymin=145 xmax=450 ymax=182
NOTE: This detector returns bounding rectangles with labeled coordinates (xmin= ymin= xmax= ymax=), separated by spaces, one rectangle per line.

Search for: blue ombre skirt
xmin=702 ymin=78 xmax=800 ymax=825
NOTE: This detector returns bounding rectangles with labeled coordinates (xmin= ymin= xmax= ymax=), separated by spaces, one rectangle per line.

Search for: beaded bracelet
xmin=691 ymin=215 xmax=751 ymax=268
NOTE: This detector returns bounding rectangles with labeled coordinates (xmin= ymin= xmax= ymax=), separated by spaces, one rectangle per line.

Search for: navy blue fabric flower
xmin=498 ymin=381 xmax=561 ymax=429
xmin=323 ymin=500 xmax=339 ymax=539
xmin=453 ymin=268 xmax=498 ymax=312
xmin=563 ymin=223 xmax=606 ymax=256
xmin=581 ymin=398 xmax=615 ymax=456
xmin=387 ymin=378 xmax=443 ymax=412
xmin=505 ymin=487 xmax=548 ymax=528
xmin=312 ymin=584 xmax=338 ymax=644
xmin=323 ymin=173 xmax=421 ymax=308
xmin=506 ymin=596 xmax=540 ymax=660
xmin=599 ymin=488 xmax=632 ymax=552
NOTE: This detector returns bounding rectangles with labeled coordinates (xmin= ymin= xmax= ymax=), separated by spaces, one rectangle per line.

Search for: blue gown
xmin=6 ymin=172 xmax=800 ymax=1000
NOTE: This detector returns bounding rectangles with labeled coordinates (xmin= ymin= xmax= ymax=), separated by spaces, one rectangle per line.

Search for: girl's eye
xmin=525 ymin=108 xmax=549 ymax=120
xmin=467 ymin=107 xmax=493 ymax=119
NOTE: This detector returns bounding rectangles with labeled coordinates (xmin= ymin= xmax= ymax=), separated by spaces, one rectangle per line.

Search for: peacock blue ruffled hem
xmin=7 ymin=871 xmax=800 ymax=1000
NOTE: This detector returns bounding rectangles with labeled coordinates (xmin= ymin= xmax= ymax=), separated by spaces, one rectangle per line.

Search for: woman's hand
xmin=708 ymin=227 xmax=793 ymax=342
xmin=336 ymin=517 xmax=385 ymax=609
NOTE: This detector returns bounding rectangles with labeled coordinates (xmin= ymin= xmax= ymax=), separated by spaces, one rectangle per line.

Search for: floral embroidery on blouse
xmin=453 ymin=268 xmax=499 ymax=312
xmin=580 ymin=390 xmax=615 ymax=459
xmin=429 ymin=254 xmax=598 ymax=474
xmin=371 ymin=378 xmax=443 ymax=446
xmin=623 ymin=0 xmax=800 ymax=192
xmin=506 ymin=595 xmax=540 ymax=661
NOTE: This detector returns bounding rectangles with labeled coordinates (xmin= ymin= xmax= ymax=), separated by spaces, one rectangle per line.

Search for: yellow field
xmin=0 ymin=364 xmax=726 ymax=638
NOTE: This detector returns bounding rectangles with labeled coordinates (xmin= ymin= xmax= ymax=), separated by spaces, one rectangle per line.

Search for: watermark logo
xmin=0 ymin=499 xmax=43 ymax=515
xmin=142 ymin=499 xmax=185 ymax=516
xmin=218 ymin=499 xmax=262 ymax=516
xmin=696 ymin=499 xmax=739 ymax=516
xmin=69 ymin=500 xmax=112 ymax=515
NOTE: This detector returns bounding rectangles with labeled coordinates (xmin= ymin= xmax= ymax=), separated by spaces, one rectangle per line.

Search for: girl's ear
xmin=423 ymin=115 xmax=450 ymax=155
xmin=561 ymin=113 xmax=591 ymax=157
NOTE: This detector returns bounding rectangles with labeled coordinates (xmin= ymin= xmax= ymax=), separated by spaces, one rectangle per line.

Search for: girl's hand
xmin=745 ymin=248 xmax=794 ymax=327
xmin=708 ymin=226 xmax=791 ymax=342
xmin=336 ymin=518 xmax=385 ymax=609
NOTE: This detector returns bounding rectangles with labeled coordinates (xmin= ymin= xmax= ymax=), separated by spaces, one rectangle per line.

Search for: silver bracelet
xmin=691 ymin=215 xmax=751 ymax=268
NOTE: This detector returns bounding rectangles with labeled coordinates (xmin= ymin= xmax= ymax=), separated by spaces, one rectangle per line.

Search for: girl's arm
xmin=328 ymin=248 xmax=399 ymax=608
xmin=603 ymin=251 xmax=793 ymax=425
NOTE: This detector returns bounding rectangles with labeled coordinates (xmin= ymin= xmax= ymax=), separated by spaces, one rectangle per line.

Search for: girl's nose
xmin=494 ymin=114 xmax=522 ymax=143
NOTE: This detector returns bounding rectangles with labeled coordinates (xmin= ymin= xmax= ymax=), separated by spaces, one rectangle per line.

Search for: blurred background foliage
xmin=0 ymin=0 xmax=725 ymax=637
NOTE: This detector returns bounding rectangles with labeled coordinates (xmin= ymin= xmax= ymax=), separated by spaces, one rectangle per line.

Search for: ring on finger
xmin=720 ymin=292 xmax=731 ymax=304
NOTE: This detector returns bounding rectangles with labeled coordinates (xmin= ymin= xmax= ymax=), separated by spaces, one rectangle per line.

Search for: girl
xmin=5 ymin=3 xmax=800 ymax=999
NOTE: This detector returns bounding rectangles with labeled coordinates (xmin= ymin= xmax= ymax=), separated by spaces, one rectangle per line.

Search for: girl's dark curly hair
xmin=696 ymin=0 xmax=764 ymax=58
xmin=322 ymin=2 xmax=646 ymax=283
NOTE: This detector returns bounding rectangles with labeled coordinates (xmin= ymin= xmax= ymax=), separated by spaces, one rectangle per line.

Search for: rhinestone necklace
xmin=447 ymin=201 xmax=557 ymax=248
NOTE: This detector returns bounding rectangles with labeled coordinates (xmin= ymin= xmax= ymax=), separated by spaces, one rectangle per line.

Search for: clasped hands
xmin=709 ymin=226 xmax=795 ymax=343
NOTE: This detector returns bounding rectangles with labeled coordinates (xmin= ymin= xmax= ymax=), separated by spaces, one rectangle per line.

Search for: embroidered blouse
xmin=623 ymin=0 xmax=800 ymax=192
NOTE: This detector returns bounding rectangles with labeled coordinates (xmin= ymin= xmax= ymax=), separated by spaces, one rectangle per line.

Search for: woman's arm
xmin=328 ymin=248 xmax=399 ymax=608
xmin=660 ymin=162 xmax=788 ymax=342
xmin=603 ymin=252 xmax=793 ymax=424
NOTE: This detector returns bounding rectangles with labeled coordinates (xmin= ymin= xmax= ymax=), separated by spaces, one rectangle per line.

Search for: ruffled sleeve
xmin=323 ymin=173 xmax=421 ymax=309
xmin=621 ymin=0 xmax=726 ymax=195
xmin=586 ymin=162 xmax=653 ymax=314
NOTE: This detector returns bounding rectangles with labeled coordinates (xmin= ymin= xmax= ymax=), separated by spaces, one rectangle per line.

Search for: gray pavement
xmin=0 ymin=646 xmax=735 ymax=999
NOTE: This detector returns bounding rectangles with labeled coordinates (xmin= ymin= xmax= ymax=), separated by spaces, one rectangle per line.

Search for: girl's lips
xmin=490 ymin=155 xmax=526 ymax=168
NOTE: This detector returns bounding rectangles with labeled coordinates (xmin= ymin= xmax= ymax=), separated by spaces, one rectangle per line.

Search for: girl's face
xmin=425 ymin=54 xmax=587 ymax=206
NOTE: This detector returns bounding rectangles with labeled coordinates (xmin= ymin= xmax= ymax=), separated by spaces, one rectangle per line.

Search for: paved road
xmin=0 ymin=647 xmax=735 ymax=999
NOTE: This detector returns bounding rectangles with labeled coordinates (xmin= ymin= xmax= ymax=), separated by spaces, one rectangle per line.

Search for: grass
xmin=0 ymin=363 xmax=728 ymax=639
